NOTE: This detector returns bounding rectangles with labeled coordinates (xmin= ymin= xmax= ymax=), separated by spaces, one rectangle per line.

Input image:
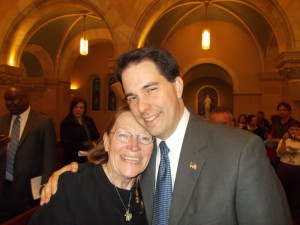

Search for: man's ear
xmin=103 ymin=132 xmax=110 ymax=152
xmin=173 ymin=76 xmax=183 ymax=98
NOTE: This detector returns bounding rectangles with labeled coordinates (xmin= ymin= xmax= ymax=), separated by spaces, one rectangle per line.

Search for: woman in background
xmin=242 ymin=114 xmax=265 ymax=140
xmin=60 ymin=97 xmax=99 ymax=165
xmin=237 ymin=113 xmax=247 ymax=128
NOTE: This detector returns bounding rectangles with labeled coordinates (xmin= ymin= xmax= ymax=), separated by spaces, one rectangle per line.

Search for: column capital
xmin=259 ymin=72 xmax=282 ymax=81
xmin=274 ymin=51 xmax=300 ymax=80
xmin=0 ymin=65 xmax=24 ymax=86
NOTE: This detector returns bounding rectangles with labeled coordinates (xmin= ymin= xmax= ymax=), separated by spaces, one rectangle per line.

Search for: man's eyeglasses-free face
xmin=110 ymin=130 xmax=154 ymax=145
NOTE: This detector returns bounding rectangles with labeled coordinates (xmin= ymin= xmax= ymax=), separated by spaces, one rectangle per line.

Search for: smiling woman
xmin=29 ymin=105 xmax=153 ymax=225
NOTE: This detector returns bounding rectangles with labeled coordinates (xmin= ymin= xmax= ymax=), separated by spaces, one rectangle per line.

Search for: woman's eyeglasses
xmin=110 ymin=130 xmax=154 ymax=145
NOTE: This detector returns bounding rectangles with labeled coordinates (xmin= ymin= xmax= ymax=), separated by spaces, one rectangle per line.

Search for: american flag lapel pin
xmin=189 ymin=161 xmax=197 ymax=170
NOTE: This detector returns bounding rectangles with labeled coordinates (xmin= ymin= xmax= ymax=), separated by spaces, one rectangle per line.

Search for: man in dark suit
xmin=42 ymin=46 xmax=292 ymax=224
xmin=0 ymin=86 xmax=56 ymax=222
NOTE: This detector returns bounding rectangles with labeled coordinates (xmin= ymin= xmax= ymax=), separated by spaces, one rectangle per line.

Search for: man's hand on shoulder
xmin=40 ymin=162 xmax=79 ymax=205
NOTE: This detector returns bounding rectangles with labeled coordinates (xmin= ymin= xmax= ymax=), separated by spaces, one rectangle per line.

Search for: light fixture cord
xmin=83 ymin=15 xmax=86 ymax=38
xmin=205 ymin=2 xmax=209 ymax=22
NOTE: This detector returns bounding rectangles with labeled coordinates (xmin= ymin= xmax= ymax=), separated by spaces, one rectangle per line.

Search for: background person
xmin=236 ymin=113 xmax=247 ymax=128
xmin=276 ymin=121 xmax=300 ymax=224
xmin=0 ymin=86 xmax=56 ymax=222
xmin=257 ymin=111 xmax=271 ymax=139
xmin=60 ymin=97 xmax=99 ymax=165
xmin=242 ymin=114 xmax=265 ymax=140
xmin=30 ymin=106 xmax=152 ymax=225
xmin=270 ymin=101 xmax=299 ymax=145
xmin=209 ymin=106 xmax=234 ymax=127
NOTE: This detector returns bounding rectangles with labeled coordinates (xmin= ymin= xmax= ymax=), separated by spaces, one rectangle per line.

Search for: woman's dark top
xmin=29 ymin=163 xmax=147 ymax=225
xmin=60 ymin=114 xmax=99 ymax=165
xmin=243 ymin=126 xmax=265 ymax=140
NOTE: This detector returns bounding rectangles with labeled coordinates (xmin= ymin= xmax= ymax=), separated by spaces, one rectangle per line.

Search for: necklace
xmin=114 ymin=185 xmax=133 ymax=222
xmin=104 ymin=164 xmax=133 ymax=222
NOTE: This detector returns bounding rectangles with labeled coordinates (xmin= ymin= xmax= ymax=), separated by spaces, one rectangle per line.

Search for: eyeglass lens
xmin=113 ymin=130 xmax=153 ymax=144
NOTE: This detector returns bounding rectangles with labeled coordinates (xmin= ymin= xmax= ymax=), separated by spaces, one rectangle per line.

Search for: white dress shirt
xmin=155 ymin=107 xmax=190 ymax=191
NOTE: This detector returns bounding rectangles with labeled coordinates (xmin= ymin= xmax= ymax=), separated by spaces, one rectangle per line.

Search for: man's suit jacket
xmin=140 ymin=112 xmax=292 ymax=225
xmin=0 ymin=110 xmax=56 ymax=210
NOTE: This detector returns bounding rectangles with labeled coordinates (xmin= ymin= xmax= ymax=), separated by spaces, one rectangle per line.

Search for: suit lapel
xmin=0 ymin=115 xmax=12 ymax=152
xmin=2 ymin=115 xmax=12 ymax=133
xmin=140 ymin=140 xmax=157 ymax=223
xmin=169 ymin=113 xmax=208 ymax=225
xmin=18 ymin=110 xmax=37 ymax=147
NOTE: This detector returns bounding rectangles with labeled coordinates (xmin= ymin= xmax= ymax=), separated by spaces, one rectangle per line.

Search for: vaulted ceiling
xmin=19 ymin=1 xmax=276 ymax=79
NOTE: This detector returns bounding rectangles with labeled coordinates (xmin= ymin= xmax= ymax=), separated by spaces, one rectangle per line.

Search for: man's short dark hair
xmin=246 ymin=114 xmax=256 ymax=124
xmin=116 ymin=46 xmax=179 ymax=84
xmin=288 ymin=120 xmax=300 ymax=128
xmin=257 ymin=111 xmax=265 ymax=116
xmin=276 ymin=101 xmax=291 ymax=111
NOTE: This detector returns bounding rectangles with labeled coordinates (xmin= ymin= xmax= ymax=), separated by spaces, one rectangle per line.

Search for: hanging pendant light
xmin=80 ymin=15 xmax=88 ymax=55
xmin=202 ymin=2 xmax=210 ymax=50
xmin=202 ymin=28 xmax=210 ymax=50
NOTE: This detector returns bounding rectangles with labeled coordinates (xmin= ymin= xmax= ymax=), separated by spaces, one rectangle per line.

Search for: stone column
xmin=274 ymin=51 xmax=300 ymax=101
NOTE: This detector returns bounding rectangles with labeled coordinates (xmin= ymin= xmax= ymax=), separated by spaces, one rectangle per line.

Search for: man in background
xmin=209 ymin=106 xmax=235 ymax=127
xmin=0 ymin=86 xmax=56 ymax=222
xmin=257 ymin=111 xmax=271 ymax=140
xmin=270 ymin=102 xmax=299 ymax=144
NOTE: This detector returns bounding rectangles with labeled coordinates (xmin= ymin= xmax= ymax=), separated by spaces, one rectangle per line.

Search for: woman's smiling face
xmin=103 ymin=111 xmax=153 ymax=182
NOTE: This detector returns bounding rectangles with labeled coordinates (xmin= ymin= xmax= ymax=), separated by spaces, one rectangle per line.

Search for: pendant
xmin=125 ymin=210 xmax=132 ymax=221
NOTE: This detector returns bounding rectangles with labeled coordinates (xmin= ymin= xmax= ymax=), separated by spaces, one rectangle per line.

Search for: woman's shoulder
xmin=59 ymin=162 xmax=101 ymax=188
xmin=60 ymin=114 xmax=75 ymax=124
xmin=83 ymin=115 xmax=94 ymax=122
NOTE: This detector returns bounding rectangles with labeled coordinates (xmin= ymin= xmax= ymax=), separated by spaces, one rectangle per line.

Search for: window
xmin=108 ymin=77 xmax=117 ymax=111
xmin=92 ymin=77 xmax=100 ymax=111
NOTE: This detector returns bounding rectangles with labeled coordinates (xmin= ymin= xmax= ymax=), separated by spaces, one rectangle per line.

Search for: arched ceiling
xmin=147 ymin=1 xmax=273 ymax=56
xmin=20 ymin=4 xmax=110 ymax=77
xmin=28 ymin=13 xmax=105 ymax=63
xmin=19 ymin=0 xmax=277 ymax=80
xmin=184 ymin=63 xmax=233 ymax=86
xmin=143 ymin=0 xmax=277 ymax=87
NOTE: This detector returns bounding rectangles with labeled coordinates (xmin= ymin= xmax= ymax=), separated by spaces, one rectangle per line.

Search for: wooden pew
xmin=1 ymin=205 xmax=38 ymax=225
xmin=1 ymin=143 xmax=63 ymax=225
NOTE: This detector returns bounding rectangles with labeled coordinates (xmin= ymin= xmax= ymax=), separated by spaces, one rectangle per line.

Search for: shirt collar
xmin=13 ymin=106 xmax=31 ymax=120
xmin=157 ymin=107 xmax=190 ymax=151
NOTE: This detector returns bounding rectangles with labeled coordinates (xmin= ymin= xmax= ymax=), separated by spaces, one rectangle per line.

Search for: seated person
xmin=30 ymin=106 xmax=153 ymax=225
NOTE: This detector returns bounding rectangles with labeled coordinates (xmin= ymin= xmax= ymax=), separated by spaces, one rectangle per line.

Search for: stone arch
xmin=58 ymin=28 xmax=113 ymax=81
xmin=24 ymin=44 xmax=55 ymax=78
xmin=181 ymin=58 xmax=239 ymax=93
xmin=0 ymin=0 xmax=116 ymax=66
